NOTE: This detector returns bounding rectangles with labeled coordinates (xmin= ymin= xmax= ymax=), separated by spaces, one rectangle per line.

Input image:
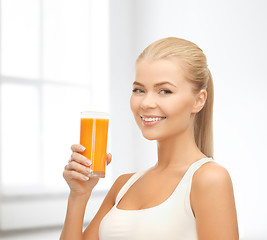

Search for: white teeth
xmin=141 ymin=116 xmax=166 ymax=122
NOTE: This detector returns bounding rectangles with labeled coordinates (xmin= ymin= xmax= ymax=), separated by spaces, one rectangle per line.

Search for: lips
xmin=140 ymin=115 xmax=166 ymax=125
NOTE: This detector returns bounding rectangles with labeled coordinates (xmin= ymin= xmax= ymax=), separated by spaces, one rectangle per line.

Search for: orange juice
xmin=80 ymin=112 xmax=109 ymax=178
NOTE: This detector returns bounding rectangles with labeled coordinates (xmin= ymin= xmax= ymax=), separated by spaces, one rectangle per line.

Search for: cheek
xmin=164 ymin=96 xmax=194 ymax=123
xmin=130 ymin=95 xmax=138 ymax=114
xmin=130 ymin=96 xmax=143 ymax=126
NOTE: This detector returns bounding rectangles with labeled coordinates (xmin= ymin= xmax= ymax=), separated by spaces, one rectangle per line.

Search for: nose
xmin=140 ymin=93 xmax=157 ymax=110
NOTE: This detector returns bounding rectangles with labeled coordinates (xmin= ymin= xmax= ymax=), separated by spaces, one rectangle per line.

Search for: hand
xmin=63 ymin=144 xmax=112 ymax=197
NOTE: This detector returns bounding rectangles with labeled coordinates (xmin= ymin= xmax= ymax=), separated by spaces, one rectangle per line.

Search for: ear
xmin=191 ymin=89 xmax=207 ymax=114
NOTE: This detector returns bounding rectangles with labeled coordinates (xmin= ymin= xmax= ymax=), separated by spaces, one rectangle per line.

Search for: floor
xmin=0 ymin=227 xmax=61 ymax=240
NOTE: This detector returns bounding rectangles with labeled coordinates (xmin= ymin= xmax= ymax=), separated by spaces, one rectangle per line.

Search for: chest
xmin=116 ymin=170 xmax=186 ymax=210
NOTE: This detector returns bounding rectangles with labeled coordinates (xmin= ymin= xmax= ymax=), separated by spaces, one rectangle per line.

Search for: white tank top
xmin=99 ymin=157 xmax=214 ymax=240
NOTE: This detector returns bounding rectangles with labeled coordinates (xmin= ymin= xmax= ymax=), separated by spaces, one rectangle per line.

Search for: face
xmin=130 ymin=59 xmax=206 ymax=141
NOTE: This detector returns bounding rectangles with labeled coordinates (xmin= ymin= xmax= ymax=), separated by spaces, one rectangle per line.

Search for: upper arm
xmin=190 ymin=162 xmax=239 ymax=240
xmin=82 ymin=173 xmax=135 ymax=240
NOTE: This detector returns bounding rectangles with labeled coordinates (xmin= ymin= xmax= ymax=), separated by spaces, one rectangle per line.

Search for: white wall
xmin=110 ymin=0 xmax=267 ymax=239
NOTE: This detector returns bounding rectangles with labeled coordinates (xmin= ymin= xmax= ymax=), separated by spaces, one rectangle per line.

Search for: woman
xmin=60 ymin=37 xmax=239 ymax=240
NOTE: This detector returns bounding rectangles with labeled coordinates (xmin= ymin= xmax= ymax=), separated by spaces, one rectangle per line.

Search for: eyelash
xmin=132 ymin=88 xmax=172 ymax=94
xmin=160 ymin=89 xmax=172 ymax=94
xmin=132 ymin=88 xmax=144 ymax=93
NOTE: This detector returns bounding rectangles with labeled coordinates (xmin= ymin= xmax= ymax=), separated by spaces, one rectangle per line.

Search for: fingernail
xmin=83 ymin=176 xmax=89 ymax=181
xmin=87 ymin=169 xmax=93 ymax=176
xmin=86 ymin=160 xmax=92 ymax=166
xmin=81 ymin=146 xmax=86 ymax=151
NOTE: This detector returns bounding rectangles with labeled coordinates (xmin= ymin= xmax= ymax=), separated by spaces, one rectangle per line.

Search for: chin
xmin=142 ymin=135 xmax=157 ymax=141
xmin=141 ymin=131 xmax=165 ymax=141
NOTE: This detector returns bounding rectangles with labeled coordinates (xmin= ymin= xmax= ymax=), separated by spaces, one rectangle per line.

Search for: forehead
xmin=135 ymin=59 xmax=186 ymax=85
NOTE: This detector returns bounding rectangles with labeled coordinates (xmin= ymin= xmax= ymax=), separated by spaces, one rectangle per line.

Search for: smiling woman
xmin=60 ymin=37 xmax=239 ymax=240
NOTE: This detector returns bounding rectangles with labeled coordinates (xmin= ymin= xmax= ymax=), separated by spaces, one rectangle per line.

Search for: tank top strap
xmin=184 ymin=157 xmax=214 ymax=181
xmin=115 ymin=169 xmax=149 ymax=204
xmin=184 ymin=157 xmax=214 ymax=216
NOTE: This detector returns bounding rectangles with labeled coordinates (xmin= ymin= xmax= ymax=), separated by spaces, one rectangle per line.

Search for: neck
xmin=156 ymin=127 xmax=206 ymax=170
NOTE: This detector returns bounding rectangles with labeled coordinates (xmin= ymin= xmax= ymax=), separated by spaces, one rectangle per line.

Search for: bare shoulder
xmin=113 ymin=172 xmax=136 ymax=199
xmin=190 ymin=161 xmax=239 ymax=239
xmin=192 ymin=161 xmax=233 ymax=189
xmin=116 ymin=172 xmax=136 ymax=184
xmin=191 ymin=161 xmax=234 ymax=207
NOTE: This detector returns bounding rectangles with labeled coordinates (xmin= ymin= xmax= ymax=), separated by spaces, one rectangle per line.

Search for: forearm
xmin=60 ymin=192 xmax=91 ymax=240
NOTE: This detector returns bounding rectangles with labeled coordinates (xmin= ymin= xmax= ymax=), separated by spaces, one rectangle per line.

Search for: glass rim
xmin=81 ymin=111 xmax=110 ymax=119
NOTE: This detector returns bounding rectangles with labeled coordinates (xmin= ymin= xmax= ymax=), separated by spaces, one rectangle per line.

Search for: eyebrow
xmin=133 ymin=81 xmax=177 ymax=88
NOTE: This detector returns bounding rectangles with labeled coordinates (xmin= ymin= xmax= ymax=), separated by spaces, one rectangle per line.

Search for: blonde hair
xmin=136 ymin=37 xmax=214 ymax=158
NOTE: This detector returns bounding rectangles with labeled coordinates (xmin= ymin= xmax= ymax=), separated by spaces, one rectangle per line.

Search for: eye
xmin=132 ymin=88 xmax=145 ymax=94
xmin=159 ymin=89 xmax=172 ymax=94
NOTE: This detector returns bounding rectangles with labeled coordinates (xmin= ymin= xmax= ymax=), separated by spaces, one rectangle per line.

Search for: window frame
xmin=0 ymin=0 xmax=110 ymax=195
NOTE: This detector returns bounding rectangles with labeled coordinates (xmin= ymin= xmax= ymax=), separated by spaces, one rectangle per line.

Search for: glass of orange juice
xmin=80 ymin=111 xmax=109 ymax=178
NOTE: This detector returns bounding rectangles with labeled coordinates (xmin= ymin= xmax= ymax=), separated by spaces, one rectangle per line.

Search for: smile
xmin=140 ymin=115 xmax=166 ymax=126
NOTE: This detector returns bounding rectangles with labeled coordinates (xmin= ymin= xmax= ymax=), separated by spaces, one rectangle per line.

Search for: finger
xmin=71 ymin=152 xmax=92 ymax=166
xmin=66 ymin=161 xmax=92 ymax=176
xmin=106 ymin=153 xmax=112 ymax=165
xmin=64 ymin=169 xmax=89 ymax=181
xmin=71 ymin=144 xmax=86 ymax=153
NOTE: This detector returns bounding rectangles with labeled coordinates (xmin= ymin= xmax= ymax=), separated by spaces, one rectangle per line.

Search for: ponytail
xmin=194 ymin=69 xmax=214 ymax=158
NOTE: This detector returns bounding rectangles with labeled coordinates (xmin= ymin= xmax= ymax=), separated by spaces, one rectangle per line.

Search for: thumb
xmin=106 ymin=153 xmax=112 ymax=165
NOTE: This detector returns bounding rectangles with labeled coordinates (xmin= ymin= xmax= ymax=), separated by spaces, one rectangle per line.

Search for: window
xmin=0 ymin=0 xmax=111 ymax=194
